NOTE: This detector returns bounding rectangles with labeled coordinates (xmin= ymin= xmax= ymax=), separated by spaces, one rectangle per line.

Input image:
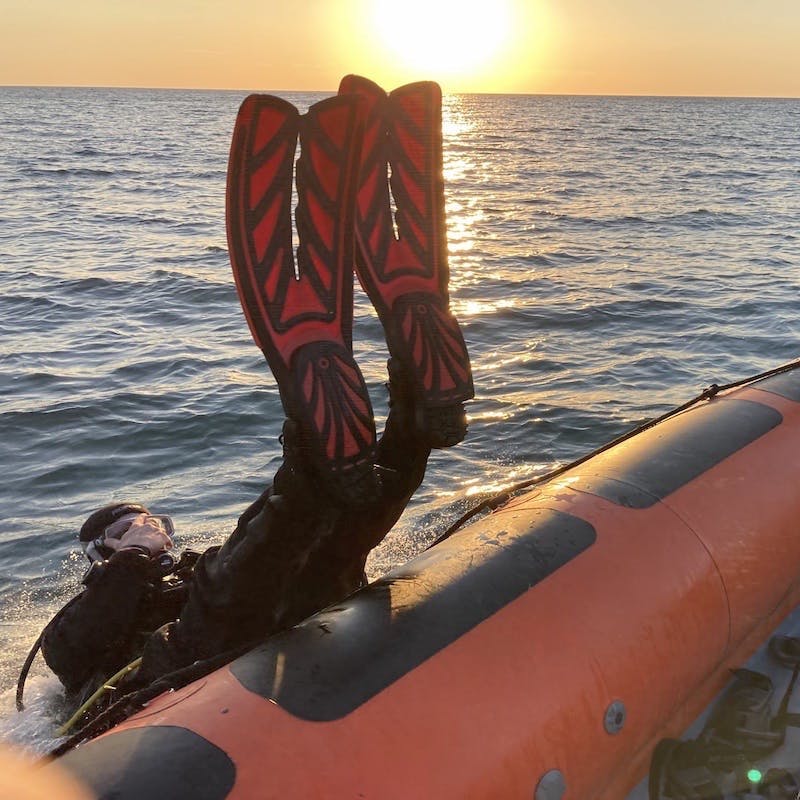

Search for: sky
xmin=2 ymin=0 xmax=800 ymax=97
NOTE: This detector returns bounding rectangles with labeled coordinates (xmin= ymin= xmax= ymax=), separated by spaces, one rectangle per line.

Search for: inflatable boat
xmin=49 ymin=363 xmax=800 ymax=799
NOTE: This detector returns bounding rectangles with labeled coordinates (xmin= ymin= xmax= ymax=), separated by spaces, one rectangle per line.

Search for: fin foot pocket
xmin=288 ymin=341 xmax=377 ymax=494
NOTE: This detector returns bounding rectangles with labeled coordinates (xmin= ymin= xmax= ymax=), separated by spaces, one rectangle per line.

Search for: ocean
xmin=1 ymin=87 xmax=799 ymax=750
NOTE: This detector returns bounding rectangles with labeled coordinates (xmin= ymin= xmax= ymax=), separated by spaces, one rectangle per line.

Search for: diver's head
xmin=80 ymin=503 xmax=174 ymax=562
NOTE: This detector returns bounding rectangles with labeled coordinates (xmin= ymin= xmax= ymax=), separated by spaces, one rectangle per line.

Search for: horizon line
xmin=2 ymin=83 xmax=799 ymax=101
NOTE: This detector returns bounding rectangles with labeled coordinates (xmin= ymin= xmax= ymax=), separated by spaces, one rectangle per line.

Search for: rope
xmin=47 ymin=641 xmax=256 ymax=759
xmin=429 ymin=356 xmax=800 ymax=547
xmin=57 ymin=657 xmax=143 ymax=736
xmin=16 ymin=633 xmax=43 ymax=712
xmin=16 ymin=593 xmax=83 ymax=712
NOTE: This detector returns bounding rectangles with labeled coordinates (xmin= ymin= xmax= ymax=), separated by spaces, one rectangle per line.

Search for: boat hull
xmin=54 ymin=368 xmax=800 ymax=799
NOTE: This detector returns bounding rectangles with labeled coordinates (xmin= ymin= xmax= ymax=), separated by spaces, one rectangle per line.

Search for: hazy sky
xmin=3 ymin=0 xmax=799 ymax=96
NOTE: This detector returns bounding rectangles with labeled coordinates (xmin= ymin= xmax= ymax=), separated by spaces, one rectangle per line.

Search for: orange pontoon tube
xmin=52 ymin=366 xmax=800 ymax=799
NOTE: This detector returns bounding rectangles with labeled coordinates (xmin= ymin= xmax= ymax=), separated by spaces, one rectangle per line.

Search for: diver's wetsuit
xmin=41 ymin=547 xmax=193 ymax=704
xmin=42 ymin=398 xmax=430 ymax=703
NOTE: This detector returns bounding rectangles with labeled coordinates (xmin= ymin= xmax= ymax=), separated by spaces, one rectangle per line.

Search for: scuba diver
xmin=26 ymin=75 xmax=474 ymax=715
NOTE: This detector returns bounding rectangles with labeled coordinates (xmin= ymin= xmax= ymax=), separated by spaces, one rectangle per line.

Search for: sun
xmin=372 ymin=0 xmax=513 ymax=82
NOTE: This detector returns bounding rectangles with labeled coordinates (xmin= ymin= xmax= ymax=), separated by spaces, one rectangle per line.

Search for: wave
xmin=2 ymin=89 xmax=800 ymax=729
xmin=20 ymin=167 xmax=117 ymax=178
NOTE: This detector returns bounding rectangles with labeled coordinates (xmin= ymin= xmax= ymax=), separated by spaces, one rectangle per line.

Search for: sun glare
xmin=372 ymin=0 xmax=513 ymax=81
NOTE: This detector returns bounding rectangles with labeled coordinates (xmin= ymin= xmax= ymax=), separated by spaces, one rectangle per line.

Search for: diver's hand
xmin=105 ymin=514 xmax=174 ymax=557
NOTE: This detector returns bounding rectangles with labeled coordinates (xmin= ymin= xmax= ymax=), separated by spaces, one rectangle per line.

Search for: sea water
xmin=1 ymin=88 xmax=799 ymax=751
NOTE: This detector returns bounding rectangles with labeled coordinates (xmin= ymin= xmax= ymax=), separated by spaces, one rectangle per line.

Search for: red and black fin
xmin=339 ymin=75 xmax=474 ymax=448
xmin=226 ymin=93 xmax=377 ymax=496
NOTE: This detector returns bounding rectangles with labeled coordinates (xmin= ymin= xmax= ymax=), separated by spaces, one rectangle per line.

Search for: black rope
xmin=16 ymin=593 xmax=84 ymax=712
xmin=16 ymin=633 xmax=43 ymax=712
xmin=46 ymin=639 xmax=257 ymax=760
xmin=429 ymin=357 xmax=800 ymax=548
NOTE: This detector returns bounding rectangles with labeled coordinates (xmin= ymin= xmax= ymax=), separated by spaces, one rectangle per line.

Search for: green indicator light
xmin=747 ymin=768 xmax=762 ymax=784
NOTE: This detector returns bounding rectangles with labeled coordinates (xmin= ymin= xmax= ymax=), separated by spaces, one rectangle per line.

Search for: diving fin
xmin=339 ymin=75 xmax=474 ymax=448
xmin=226 ymin=93 xmax=377 ymax=501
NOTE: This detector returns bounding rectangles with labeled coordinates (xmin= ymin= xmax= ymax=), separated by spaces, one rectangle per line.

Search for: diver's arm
xmin=41 ymin=549 xmax=155 ymax=694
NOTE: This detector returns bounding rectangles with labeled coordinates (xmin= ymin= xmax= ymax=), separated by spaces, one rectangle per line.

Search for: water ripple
xmin=1 ymin=88 xmax=799 ymax=721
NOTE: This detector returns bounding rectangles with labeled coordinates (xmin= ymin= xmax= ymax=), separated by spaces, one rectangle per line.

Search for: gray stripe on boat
xmin=231 ymin=507 xmax=596 ymax=721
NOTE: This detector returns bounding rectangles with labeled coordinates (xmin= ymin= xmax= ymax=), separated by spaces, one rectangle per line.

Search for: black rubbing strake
xmin=568 ymin=399 xmax=782 ymax=509
xmin=231 ymin=507 xmax=596 ymax=720
xmin=751 ymin=370 xmax=800 ymax=403
xmin=54 ymin=726 xmax=236 ymax=799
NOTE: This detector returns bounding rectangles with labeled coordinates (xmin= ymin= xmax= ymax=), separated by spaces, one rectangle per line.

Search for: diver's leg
xmin=157 ymin=363 xmax=434 ymax=658
xmin=274 ymin=361 xmax=434 ymax=629
xmin=139 ymin=422 xmax=341 ymax=675
xmin=339 ymin=75 xmax=474 ymax=447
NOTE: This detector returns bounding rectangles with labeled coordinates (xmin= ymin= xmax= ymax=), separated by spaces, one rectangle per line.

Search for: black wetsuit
xmin=42 ymin=401 xmax=430 ymax=702
xmin=41 ymin=549 xmax=195 ymax=704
